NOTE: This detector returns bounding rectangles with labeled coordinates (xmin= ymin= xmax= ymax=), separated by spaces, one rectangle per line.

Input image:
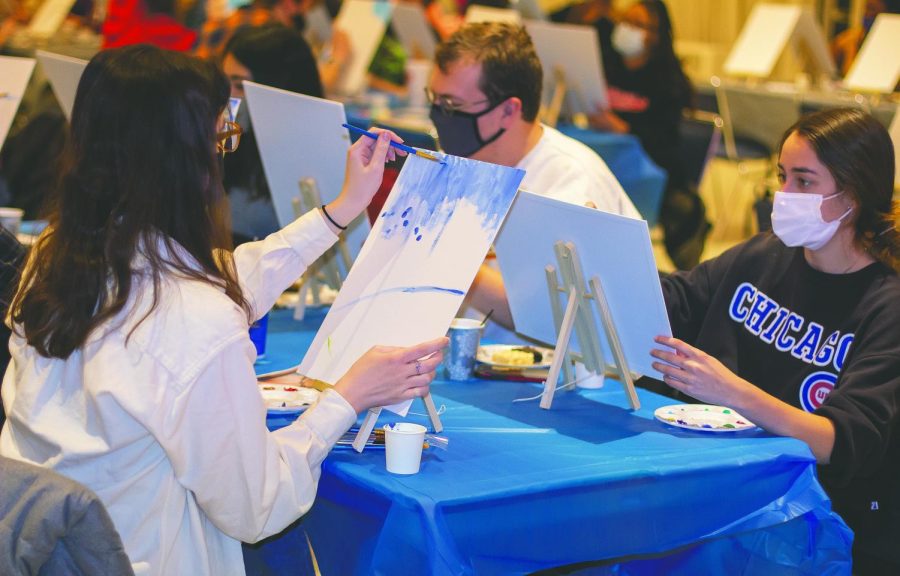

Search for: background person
xmin=589 ymin=0 xmax=707 ymax=270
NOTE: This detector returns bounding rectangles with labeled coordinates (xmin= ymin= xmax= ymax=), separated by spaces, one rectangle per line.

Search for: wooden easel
xmin=292 ymin=177 xmax=353 ymax=318
xmin=541 ymin=241 xmax=640 ymax=410
xmin=542 ymin=66 xmax=567 ymax=128
xmin=352 ymin=395 xmax=444 ymax=452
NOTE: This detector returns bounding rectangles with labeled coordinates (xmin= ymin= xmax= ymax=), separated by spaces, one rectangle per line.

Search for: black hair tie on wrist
xmin=321 ymin=204 xmax=347 ymax=230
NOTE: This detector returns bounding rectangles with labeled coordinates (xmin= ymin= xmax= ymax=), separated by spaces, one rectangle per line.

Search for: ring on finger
xmin=415 ymin=360 xmax=422 ymax=375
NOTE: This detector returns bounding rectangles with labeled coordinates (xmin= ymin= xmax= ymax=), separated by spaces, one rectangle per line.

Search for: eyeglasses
xmin=216 ymin=120 xmax=242 ymax=154
xmin=425 ymin=87 xmax=492 ymax=117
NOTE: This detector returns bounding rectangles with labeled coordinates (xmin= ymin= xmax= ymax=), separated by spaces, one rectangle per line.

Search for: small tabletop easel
xmin=542 ymin=66 xmax=567 ymax=128
xmin=292 ymin=177 xmax=353 ymax=318
xmin=541 ymin=241 xmax=640 ymax=410
xmin=352 ymin=394 xmax=444 ymax=452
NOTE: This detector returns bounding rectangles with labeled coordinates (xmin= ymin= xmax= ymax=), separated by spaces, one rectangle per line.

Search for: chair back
xmin=0 ymin=456 xmax=134 ymax=575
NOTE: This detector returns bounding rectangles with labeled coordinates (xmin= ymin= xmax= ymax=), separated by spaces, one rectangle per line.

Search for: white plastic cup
xmin=0 ymin=207 xmax=24 ymax=236
xmin=405 ymin=59 xmax=432 ymax=110
xmin=383 ymin=423 xmax=427 ymax=474
xmin=574 ymin=361 xmax=605 ymax=389
xmin=445 ymin=318 xmax=483 ymax=381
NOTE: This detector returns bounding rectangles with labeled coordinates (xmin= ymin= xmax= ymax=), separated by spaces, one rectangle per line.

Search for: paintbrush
xmin=342 ymin=123 xmax=446 ymax=164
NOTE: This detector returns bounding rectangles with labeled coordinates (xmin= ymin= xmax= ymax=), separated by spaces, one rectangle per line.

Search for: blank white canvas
xmin=526 ymin=20 xmax=607 ymax=113
xmin=464 ymin=5 xmax=521 ymax=24
xmin=27 ymin=0 xmax=77 ymax=38
xmin=36 ymin=50 xmax=87 ymax=120
xmin=725 ymin=4 xmax=833 ymax=79
xmin=494 ymin=191 xmax=671 ymax=379
xmin=392 ymin=2 xmax=437 ymax=60
xmin=299 ymin=155 xmax=524 ymax=415
xmin=725 ymin=4 xmax=800 ymax=77
xmin=242 ymin=81 xmax=369 ymax=270
xmin=0 ymin=56 xmax=36 ymax=152
xmin=844 ymin=14 xmax=900 ymax=94
xmin=333 ymin=0 xmax=393 ymax=96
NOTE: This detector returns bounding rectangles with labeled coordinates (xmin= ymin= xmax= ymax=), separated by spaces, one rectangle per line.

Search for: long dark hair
xmin=780 ymin=107 xmax=900 ymax=271
xmin=11 ymin=45 xmax=250 ymax=359
xmin=223 ymin=24 xmax=324 ymax=200
xmin=640 ymin=0 xmax=693 ymax=108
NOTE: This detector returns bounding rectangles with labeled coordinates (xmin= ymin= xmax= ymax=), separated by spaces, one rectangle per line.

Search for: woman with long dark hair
xmin=651 ymin=108 xmax=900 ymax=574
xmin=0 ymin=45 xmax=445 ymax=575
xmin=589 ymin=0 xmax=704 ymax=270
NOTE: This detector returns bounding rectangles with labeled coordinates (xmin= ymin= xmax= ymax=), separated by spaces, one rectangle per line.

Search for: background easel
xmin=541 ymin=241 xmax=640 ymax=410
xmin=292 ymin=177 xmax=352 ymax=319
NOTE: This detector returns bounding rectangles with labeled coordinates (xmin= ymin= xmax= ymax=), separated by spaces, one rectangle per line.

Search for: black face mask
xmin=429 ymin=100 xmax=507 ymax=157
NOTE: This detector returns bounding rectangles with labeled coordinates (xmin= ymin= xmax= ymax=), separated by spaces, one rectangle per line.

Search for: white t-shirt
xmin=0 ymin=210 xmax=357 ymax=576
xmin=515 ymin=124 xmax=641 ymax=218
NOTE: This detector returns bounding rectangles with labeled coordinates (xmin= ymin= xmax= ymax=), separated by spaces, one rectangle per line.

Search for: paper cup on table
xmin=445 ymin=318 xmax=483 ymax=381
xmin=384 ymin=423 xmax=427 ymax=474
xmin=574 ymin=361 xmax=605 ymax=389
xmin=0 ymin=208 xmax=24 ymax=236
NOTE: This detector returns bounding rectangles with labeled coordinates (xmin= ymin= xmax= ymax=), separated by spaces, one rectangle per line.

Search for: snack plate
xmin=476 ymin=344 xmax=554 ymax=369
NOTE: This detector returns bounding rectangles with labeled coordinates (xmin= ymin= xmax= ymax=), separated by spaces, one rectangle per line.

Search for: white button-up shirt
xmin=1 ymin=210 xmax=358 ymax=575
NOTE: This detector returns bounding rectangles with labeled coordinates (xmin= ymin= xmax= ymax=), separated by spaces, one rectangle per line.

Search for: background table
xmin=246 ymin=309 xmax=852 ymax=575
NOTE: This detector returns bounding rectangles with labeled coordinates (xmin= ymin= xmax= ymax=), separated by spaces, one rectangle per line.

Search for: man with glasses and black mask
xmin=428 ymin=22 xmax=640 ymax=331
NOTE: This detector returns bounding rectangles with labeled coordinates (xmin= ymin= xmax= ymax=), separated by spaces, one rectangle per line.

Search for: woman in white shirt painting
xmin=0 ymin=45 xmax=446 ymax=575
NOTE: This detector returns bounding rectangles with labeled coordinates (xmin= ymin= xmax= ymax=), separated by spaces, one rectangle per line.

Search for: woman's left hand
xmin=323 ymin=127 xmax=405 ymax=231
xmin=650 ymin=335 xmax=754 ymax=407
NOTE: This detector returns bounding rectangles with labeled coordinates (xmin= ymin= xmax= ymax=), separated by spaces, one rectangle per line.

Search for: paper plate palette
xmin=476 ymin=344 xmax=554 ymax=369
xmin=654 ymin=404 xmax=756 ymax=433
xmin=258 ymin=384 xmax=319 ymax=413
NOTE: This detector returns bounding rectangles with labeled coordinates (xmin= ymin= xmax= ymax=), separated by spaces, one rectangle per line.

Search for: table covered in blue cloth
xmin=246 ymin=309 xmax=852 ymax=575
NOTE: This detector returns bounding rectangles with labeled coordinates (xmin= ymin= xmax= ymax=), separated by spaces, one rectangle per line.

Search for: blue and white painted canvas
xmin=299 ymin=153 xmax=524 ymax=414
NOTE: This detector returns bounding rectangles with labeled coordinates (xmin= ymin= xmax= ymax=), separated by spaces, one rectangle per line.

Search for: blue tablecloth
xmin=556 ymin=126 xmax=668 ymax=228
xmin=246 ymin=310 xmax=852 ymax=575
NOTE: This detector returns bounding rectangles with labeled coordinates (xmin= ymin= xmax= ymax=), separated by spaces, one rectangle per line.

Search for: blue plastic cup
xmin=249 ymin=313 xmax=269 ymax=358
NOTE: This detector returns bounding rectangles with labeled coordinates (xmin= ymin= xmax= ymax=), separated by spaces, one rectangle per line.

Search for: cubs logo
xmin=799 ymin=371 xmax=837 ymax=412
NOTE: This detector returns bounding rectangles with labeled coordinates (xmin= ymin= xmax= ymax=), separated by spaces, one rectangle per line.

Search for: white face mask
xmin=612 ymin=23 xmax=646 ymax=59
xmin=771 ymin=191 xmax=853 ymax=250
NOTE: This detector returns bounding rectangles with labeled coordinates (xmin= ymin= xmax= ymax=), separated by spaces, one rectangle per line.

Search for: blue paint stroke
xmin=331 ymin=284 xmax=465 ymax=313
xmin=378 ymin=154 xmax=524 ymax=251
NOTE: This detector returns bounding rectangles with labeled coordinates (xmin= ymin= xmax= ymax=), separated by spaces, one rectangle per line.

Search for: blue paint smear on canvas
xmin=331 ymin=285 xmax=465 ymax=313
xmin=379 ymin=154 xmax=524 ymax=251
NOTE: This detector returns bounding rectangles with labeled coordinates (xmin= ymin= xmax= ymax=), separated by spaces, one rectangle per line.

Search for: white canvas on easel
xmin=27 ymin=0 xmax=77 ymax=39
xmin=844 ymin=14 xmax=900 ymax=94
xmin=242 ymin=81 xmax=369 ymax=273
xmin=333 ymin=0 xmax=393 ymax=96
xmin=36 ymin=50 xmax=87 ymax=120
xmin=0 ymin=56 xmax=36 ymax=152
xmin=724 ymin=4 xmax=834 ymax=79
xmin=299 ymin=153 xmax=524 ymax=450
xmin=392 ymin=2 xmax=437 ymax=60
xmin=464 ymin=5 xmax=521 ymax=24
xmin=494 ymin=192 xmax=671 ymax=389
xmin=525 ymin=20 xmax=607 ymax=115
